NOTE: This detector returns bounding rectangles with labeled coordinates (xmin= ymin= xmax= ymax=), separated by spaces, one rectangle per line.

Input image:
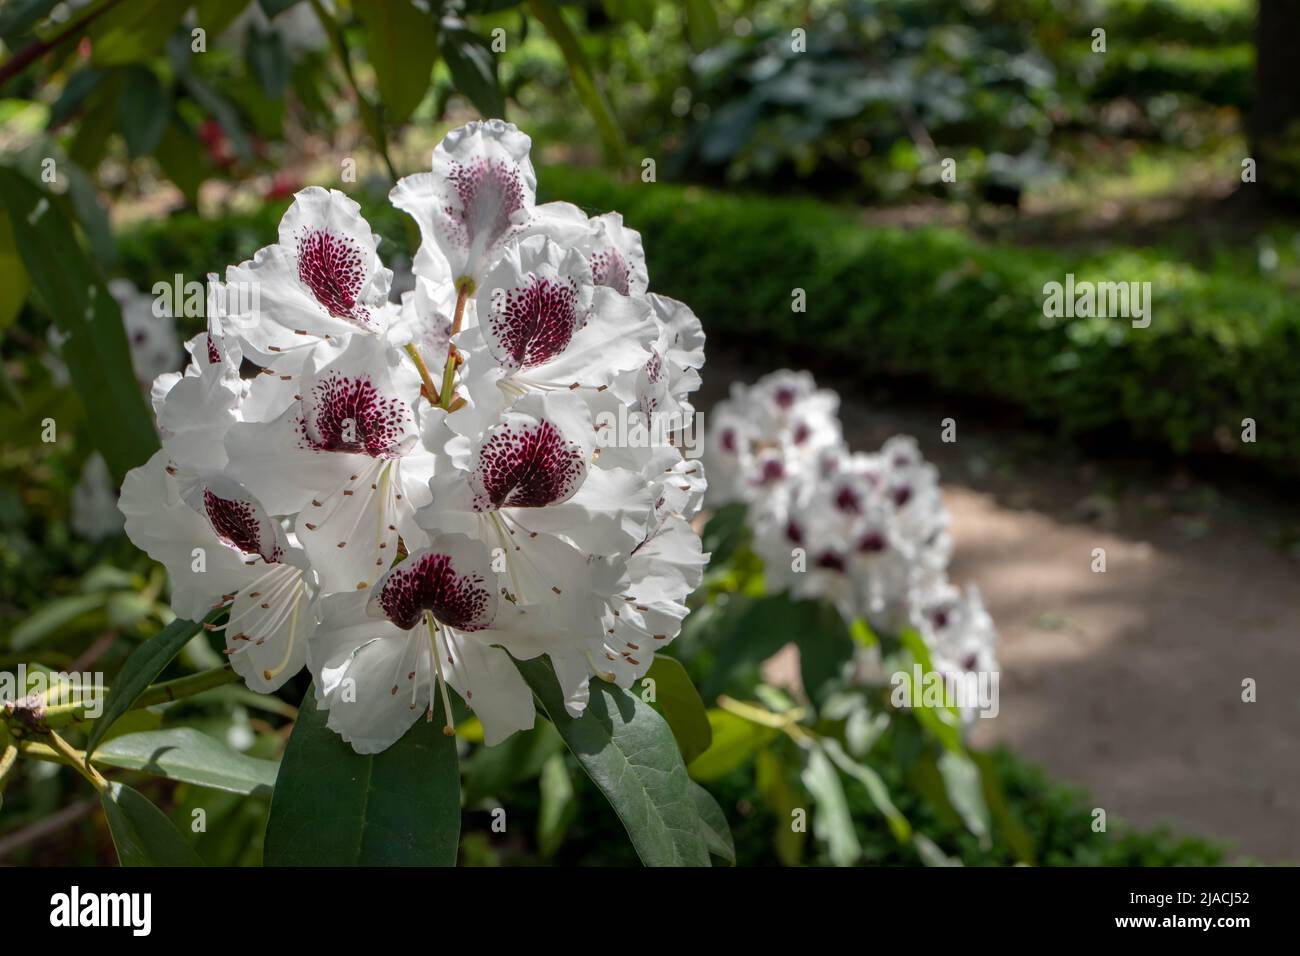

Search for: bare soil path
xmin=701 ymin=352 xmax=1300 ymax=863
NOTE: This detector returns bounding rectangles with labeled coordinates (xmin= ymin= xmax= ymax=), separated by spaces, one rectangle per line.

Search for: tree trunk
xmin=1252 ymin=0 xmax=1300 ymax=201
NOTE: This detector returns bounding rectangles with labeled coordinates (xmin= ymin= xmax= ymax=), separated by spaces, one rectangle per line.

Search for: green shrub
xmin=539 ymin=168 xmax=1300 ymax=476
xmin=1069 ymin=41 xmax=1254 ymax=108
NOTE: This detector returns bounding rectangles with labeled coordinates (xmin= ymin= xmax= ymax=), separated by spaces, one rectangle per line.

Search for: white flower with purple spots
xmin=117 ymin=118 xmax=710 ymax=752
xmin=225 ymin=334 xmax=433 ymax=594
xmin=523 ymin=202 xmax=649 ymax=297
xmin=449 ymin=235 xmax=658 ymax=435
xmin=390 ymin=119 xmax=537 ymax=292
xmin=221 ymin=187 xmax=394 ymax=367
xmin=310 ymin=534 xmax=538 ymax=752
xmin=120 ymin=455 xmax=315 ymax=693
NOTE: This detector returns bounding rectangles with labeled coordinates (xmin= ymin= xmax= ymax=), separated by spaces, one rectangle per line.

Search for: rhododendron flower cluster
xmin=705 ymin=370 xmax=997 ymax=693
xmin=120 ymin=120 xmax=708 ymax=754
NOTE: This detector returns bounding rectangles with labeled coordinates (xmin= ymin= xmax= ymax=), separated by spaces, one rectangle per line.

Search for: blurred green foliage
xmin=541 ymin=165 xmax=1300 ymax=476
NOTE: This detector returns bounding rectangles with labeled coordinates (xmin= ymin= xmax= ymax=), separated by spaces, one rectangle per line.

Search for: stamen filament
xmin=425 ymin=611 xmax=456 ymax=735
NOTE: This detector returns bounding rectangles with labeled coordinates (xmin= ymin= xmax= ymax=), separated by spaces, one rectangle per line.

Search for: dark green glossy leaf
xmin=439 ymin=22 xmax=504 ymax=118
xmin=359 ymin=0 xmax=438 ymax=124
xmin=264 ymin=687 xmax=460 ymax=866
xmin=64 ymin=161 xmax=117 ymax=266
xmin=155 ymin=120 xmax=208 ymax=204
xmin=118 ymin=66 xmax=169 ymax=156
xmin=0 ymin=168 xmax=159 ymax=483
xmin=89 ymin=0 xmax=192 ymax=66
xmin=183 ymin=74 xmax=253 ymax=162
xmin=101 ymin=782 xmax=204 ymax=866
xmin=95 ymin=728 xmax=279 ymax=796
xmin=47 ymin=69 xmax=105 ymax=130
xmin=0 ymin=0 xmax=59 ymax=39
xmin=85 ymin=616 xmax=204 ymax=758
xmin=258 ymin=0 xmax=302 ymax=16
xmin=518 ymin=656 xmax=711 ymax=866
xmin=245 ymin=22 xmax=291 ymax=99
xmin=793 ymin=599 xmax=856 ymax=705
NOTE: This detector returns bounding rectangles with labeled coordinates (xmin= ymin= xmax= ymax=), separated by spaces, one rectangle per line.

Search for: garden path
xmin=702 ymin=352 xmax=1300 ymax=863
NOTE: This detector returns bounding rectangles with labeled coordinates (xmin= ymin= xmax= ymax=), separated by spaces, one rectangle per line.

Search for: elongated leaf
xmin=259 ymin=0 xmax=302 ymax=16
xmin=101 ymin=782 xmax=203 ymax=866
xmin=357 ymin=0 xmax=437 ymax=124
xmin=0 ymin=209 xmax=29 ymax=331
xmin=801 ymin=744 xmax=861 ymax=866
xmin=518 ymin=657 xmax=711 ymax=867
xmin=246 ymin=22 xmax=291 ymax=99
xmin=195 ymin=0 xmax=254 ymax=38
xmin=794 ymin=600 xmax=856 ymax=704
xmin=938 ymin=750 xmax=991 ymax=845
xmin=47 ymin=68 xmax=105 ymax=130
xmin=973 ymin=749 xmax=1036 ymax=864
xmin=439 ymin=21 xmax=504 ymax=118
xmin=643 ymin=655 xmax=711 ymax=763
xmin=822 ymin=737 xmax=911 ymax=843
xmin=183 ymin=74 xmax=254 ymax=162
xmin=95 ymin=728 xmax=279 ymax=796
xmin=688 ymin=708 xmax=776 ymax=782
xmin=264 ymin=688 xmax=460 ymax=866
xmin=689 ymin=780 xmax=735 ymax=865
xmin=527 ymin=0 xmax=624 ymax=163
xmin=897 ymin=629 xmax=964 ymax=753
xmin=11 ymin=592 xmax=107 ymax=650
xmin=0 ymin=168 xmax=159 ymax=482
xmin=602 ymin=0 xmax=655 ymax=31
xmin=118 ymin=65 xmax=170 ymax=156
xmin=155 ymin=120 xmax=208 ymax=204
xmin=0 ymin=0 xmax=60 ymax=39
xmin=85 ymin=616 xmax=204 ymax=758
xmin=756 ymin=746 xmax=805 ymax=865
xmin=698 ymin=594 xmax=794 ymax=700
xmin=64 ymin=162 xmax=117 ymax=267
xmin=683 ymin=0 xmax=720 ymax=49
xmin=89 ymin=0 xmax=192 ymax=66
xmin=536 ymin=753 xmax=575 ymax=858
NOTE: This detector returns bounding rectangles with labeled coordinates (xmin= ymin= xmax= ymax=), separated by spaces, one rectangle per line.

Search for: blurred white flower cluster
xmin=118 ymin=120 xmax=708 ymax=753
xmin=705 ymin=370 xmax=998 ymax=691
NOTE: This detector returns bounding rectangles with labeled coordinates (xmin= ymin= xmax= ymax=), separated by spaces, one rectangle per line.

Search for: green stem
xmin=438 ymin=282 xmax=472 ymax=410
xmin=0 ymin=723 xmax=17 ymax=792
xmin=403 ymin=343 xmax=441 ymax=405
xmin=40 ymin=665 xmax=240 ymax=729
xmin=45 ymin=730 xmax=108 ymax=793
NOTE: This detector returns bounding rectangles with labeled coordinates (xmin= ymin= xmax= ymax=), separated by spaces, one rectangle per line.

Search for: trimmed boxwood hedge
xmin=539 ymin=168 xmax=1300 ymax=476
xmin=115 ymin=168 xmax=1300 ymax=476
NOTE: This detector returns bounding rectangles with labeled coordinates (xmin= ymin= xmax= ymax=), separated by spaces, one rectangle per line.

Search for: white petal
xmin=390 ymin=119 xmax=537 ymax=283
xmin=310 ymin=591 xmax=427 ymax=754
